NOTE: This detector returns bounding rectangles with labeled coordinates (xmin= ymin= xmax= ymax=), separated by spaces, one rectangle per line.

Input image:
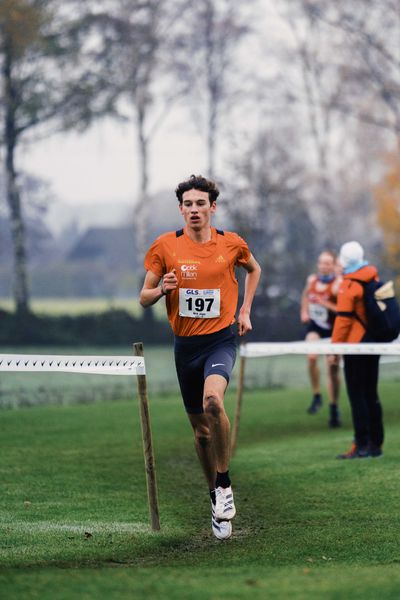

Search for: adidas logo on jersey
xmin=215 ymin=255 xmax=226 ymax=263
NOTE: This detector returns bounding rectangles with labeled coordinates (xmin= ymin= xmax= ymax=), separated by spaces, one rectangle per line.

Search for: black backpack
xmin=348 ymin=278 xmax=400 ymax=342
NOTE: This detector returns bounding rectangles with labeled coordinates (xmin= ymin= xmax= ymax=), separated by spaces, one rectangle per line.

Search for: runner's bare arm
xmin=237 ymin=254 xmax=261 ymax=337
xmin=316 ymin=297 xmax=337 ymax=312
xmin=331 ymin=276 xmax=342 ymax=296
xmin=316 ymin=276 xmax=342 ymax=312
xmin=300 ymin=275 xmax=314 ymax=323
xmin=139 ymin=269 xmax=178 ymax=308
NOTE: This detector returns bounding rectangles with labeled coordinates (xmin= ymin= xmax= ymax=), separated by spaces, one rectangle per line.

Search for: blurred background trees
xmin=0 ymin=0 xmax=111 ymax=315
xmin=375 ymin=152 xmax=400 ymax=288
xmin=0 ymin=0 xmax=399 ymax=341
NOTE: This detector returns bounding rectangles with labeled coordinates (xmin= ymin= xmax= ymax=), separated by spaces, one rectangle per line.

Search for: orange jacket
xmin=332 ymin=265 xmax=378 ymax=343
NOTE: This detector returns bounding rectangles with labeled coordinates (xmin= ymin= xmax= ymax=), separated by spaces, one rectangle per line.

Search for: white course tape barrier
xmin=240 ymin=341 xmax=400 ymax=358
xmin=0 ymin=354 xmax=145 ymax=376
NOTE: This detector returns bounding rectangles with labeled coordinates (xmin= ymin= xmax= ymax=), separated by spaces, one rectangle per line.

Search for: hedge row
xmin=0 ymin=309 xmax=173 ymax=346
xmin=1 ymin=301 xmax=304 ymax=346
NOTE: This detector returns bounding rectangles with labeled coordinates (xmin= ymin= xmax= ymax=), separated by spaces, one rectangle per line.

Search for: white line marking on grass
xmin=0 ymin=521 xmax=150 ymax=535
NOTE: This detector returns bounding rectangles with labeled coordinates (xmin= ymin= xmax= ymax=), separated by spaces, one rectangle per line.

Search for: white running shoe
xmin=214 ymin=485 xmax=236 ymax=520
xmin=211 ymin=502 xmax=232 ymax=540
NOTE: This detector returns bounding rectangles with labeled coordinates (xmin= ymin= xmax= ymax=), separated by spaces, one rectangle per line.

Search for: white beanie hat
xmin=339 ymin=241 xmax=364 ymax=268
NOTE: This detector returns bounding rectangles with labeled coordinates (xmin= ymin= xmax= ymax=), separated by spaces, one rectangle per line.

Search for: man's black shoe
xmin=336 ymin=442 xmax=369 ymax=459
xmin=307 ymin=394 xmax=322 ymax=414
xmin=329 ymin=415 xmax=342 ymax=428
xmin=328 ymin=404 xmax=342 ymax=428
xmin=369 ymin=444 xmax=383 ymax=458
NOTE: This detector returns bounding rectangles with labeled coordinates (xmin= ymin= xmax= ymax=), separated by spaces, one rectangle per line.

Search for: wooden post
xmin=133 ymin=342 xmax=160 ymax=531
xmin=230 ymin=355 xmax=246 ymax=457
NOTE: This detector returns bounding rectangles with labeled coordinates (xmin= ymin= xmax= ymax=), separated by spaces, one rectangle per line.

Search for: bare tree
xmin=277 ymin=4 xmax=341 ymax=175
xmin=81 ymin=0 xmax=189 ymax=260
xmin=313 ymin=0 xmax=400 ymax=138
xmin=0 ymin=1 xmax=41 ymax=314
xmin=268 ymin=0 xmax=399 ymax=247
xmin=280 ymin=0 xmax=400 ymax=142
xmin=226 ymin=124 xmax=316 ymax=339
xmin=0 ymin=0 xmax=110 ymax=315
xmin=173 ymin=0 xmax=253 ymax=177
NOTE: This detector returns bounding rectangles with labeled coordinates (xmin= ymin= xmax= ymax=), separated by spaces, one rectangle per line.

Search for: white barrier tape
xmin=240 ymin=342 xmax=400 ymax=358
xmin=0 ymin=354 xmax=145 ymax=376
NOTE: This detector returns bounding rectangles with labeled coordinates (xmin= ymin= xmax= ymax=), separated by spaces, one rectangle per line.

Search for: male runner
xmin=140 ymin=174 xmax=261 ymax=540
xmin=300 ymin=250 xmax=341 ymax=427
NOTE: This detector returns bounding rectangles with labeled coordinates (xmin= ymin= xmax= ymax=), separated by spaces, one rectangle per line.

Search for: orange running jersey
xmin=144 ymin=227 xmax=251 ymax=336
xmin=307 ymin=275 xmax=339 ymax=330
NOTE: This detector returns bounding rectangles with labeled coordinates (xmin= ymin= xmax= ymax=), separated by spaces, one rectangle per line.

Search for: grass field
xmin=0 ymin=297 xmax=166 ymax=319
xmin=1 ymin=380 xmax=400 ymax=599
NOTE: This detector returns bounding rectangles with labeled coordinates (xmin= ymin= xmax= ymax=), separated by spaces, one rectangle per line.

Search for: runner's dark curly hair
xmin=175 ymin=174 xmax=220 ymax=205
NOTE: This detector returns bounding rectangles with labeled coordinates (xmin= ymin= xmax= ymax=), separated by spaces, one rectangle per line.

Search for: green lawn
xmin=0 ymin=297 xmax=166 ymax=319
xmin=1 ymin=382 xmax=400 ymax=599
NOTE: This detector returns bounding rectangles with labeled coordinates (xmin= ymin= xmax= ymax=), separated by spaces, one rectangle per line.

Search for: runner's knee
xmin=329 ymin=362 xmax=339 ymax=373
xmin=327 ymin=354 xmax=339 ymax=367
xmin=204 ymin=394 xmax=223 ymax=419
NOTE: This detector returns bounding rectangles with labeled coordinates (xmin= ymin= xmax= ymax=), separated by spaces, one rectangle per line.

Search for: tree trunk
xmin=135 ymin=98 xmax=150 ymax=258
xmin=3 ymin=36 xmax=30 ymax=316
xmin=204 ymin=0 xmax=217 ymax=178
xmin=135 ymin=95 xmax=154 ymax=323
xmin=207 ymin=95 xmax=217 ymax=178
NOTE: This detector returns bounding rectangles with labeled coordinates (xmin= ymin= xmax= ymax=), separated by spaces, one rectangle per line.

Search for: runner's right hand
xmin=162 ymin=269 xmax=178 ymax=294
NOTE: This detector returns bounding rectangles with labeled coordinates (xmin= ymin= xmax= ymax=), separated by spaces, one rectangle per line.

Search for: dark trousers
xmin=343 ymin=354 xmax=384 ymax=448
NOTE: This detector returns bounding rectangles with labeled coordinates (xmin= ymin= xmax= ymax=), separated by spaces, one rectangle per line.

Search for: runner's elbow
xmin=139 ymin=291 xmax=151 ymax=308
xmin=250 ymin=262 xmax=261 ymax=276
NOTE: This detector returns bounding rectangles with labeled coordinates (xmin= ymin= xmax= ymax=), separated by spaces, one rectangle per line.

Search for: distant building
xmin=67 ymin=226 xmax=136 ymax=269
xmin=0 ymin=216 xmax=55 ymax=263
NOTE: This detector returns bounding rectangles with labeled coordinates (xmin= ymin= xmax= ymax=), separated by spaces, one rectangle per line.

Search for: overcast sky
xmin=20 ymin=109 xmax=206 ymax=207
xmin=17 ymin=2 xmax=288 ymax=215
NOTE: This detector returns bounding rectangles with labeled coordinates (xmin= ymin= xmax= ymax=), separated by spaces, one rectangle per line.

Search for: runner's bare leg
xmin=326 ymin=355 xmax=340 ymax=405
xmin=306 ymin=331 xmax=321 ymax=394
xmin=203 ymin=374 xmax=230 ymax=473
xmin=188 ymin=414 xmax=216 ymax=489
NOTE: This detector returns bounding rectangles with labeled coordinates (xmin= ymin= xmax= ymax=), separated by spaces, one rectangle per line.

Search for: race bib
xmin=309 ymin=303 xmax=329 ymax=327
xmin=179 ymin=288 xmax=220 ymax=318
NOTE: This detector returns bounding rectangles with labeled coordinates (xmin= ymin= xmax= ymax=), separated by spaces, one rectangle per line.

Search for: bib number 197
xmin=186 ymin=297 xmax=214 ymax=312
xmin=179 ymin=288 xmax=220 ymax=318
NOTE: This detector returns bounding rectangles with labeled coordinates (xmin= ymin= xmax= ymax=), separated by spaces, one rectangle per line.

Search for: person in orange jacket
xmin=300 ymin=251 xmax=341 ymax=426
xmin=332 ymin=241 xmax=384 ymax=459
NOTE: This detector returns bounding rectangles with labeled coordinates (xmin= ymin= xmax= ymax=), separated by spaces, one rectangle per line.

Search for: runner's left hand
xmin=237 ymin=310 xmax=252 ymax=337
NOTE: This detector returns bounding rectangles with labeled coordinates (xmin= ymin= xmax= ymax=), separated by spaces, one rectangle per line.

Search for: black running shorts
xmin=174 ymin=326 xmax=237 ymax=415
xmin=306 ymin=321 xmax=332 ymax=339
